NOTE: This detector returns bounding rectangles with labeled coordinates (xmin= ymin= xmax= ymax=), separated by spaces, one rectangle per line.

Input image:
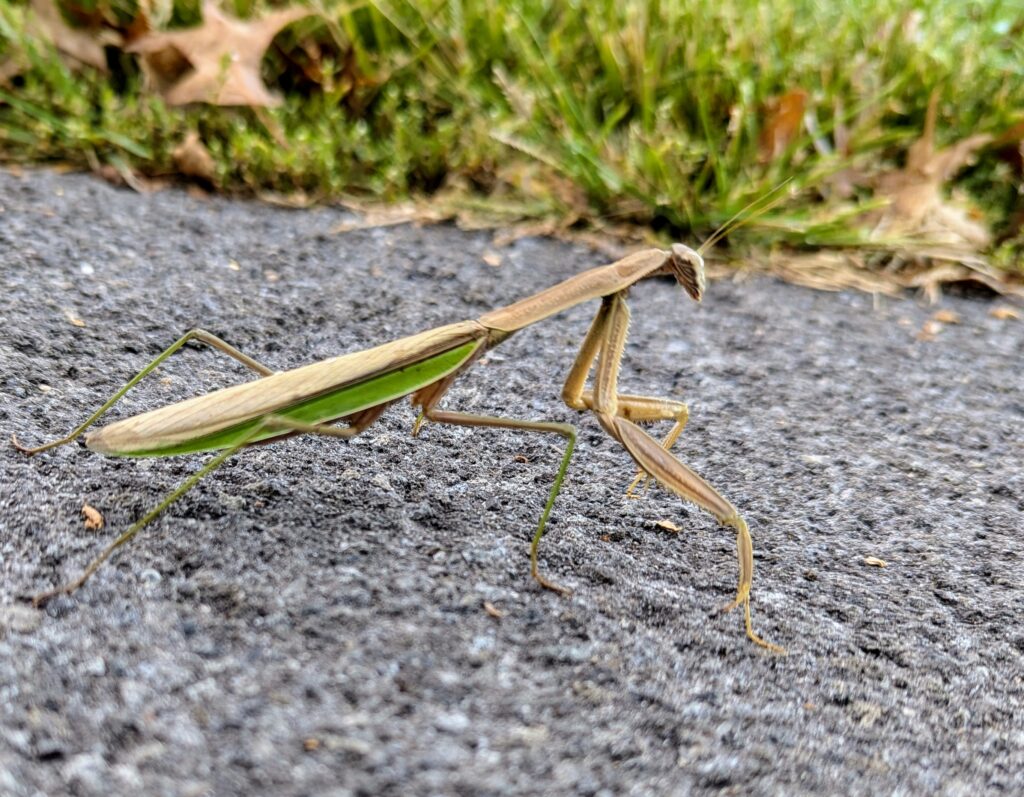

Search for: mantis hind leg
xmin=30 ymin=425 xmax=263 ymax=606
xmin=13 ymin=329 xmax=274 ymax=456
xmin=412 ymin=378 xmax=577 ymax=596
xmin=30 ymin=408 xmax=391 ymax=607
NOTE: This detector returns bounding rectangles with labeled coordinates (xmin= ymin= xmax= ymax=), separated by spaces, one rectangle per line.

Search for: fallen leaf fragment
xmin=62 ymin=307 xmax=86 ymax=327
xmin=483 ymin=601 xmax=505 ymax=619
xmin=915 ymin=320 xmax=942 ymax=341
xmin=932 ymin=309 xmax=960 ymax=324
xmin=990 ymin=305 xmax=1021 ymax=320
xmin=302 ymin=738 xmax=320 ymax=752
xmin=758 ymin=89 xmax=808 ymax=163
xmin=172 ymin=131 xmax=216 ymax=181
xmin=872 ymin=92 xmax=992 ymax=251
xmin=654 ymin=519 xmax=681 ymax=533
xmin=482 ymin=250 xmax=502 ymax=268
xmin=863 ymin=556 xmax=887 ymax=568
xmin=127 ymin=1 xmax=314 ymax=107
xmin=82 ymin=504 xmax=104 ymax=530
xmin=29 ymin=0 xmax=120 ymax=72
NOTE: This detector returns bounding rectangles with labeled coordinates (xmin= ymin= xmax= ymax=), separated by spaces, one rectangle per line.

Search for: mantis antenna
xmin=698 ymin=178 xmax=795 ymax=256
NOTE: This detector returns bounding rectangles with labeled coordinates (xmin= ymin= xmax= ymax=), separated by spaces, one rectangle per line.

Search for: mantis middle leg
xmin=560 ymin=298 xmax=690 ymax=495
xmin=411 ymin=369 xmax=577 ymax=595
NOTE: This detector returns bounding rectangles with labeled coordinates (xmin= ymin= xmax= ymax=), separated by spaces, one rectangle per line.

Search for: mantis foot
xmin=27 ymin=582 xmax=76 ymax=609
xmin=624 ymin=468 xmax=654 ymax=499
xmin=531 ymin=560 xmax=572 ymax=597
xmin=11 ymin=432 xmax=45 ymax=457
xmin=722 ymin=593 xmax=786 ymax=654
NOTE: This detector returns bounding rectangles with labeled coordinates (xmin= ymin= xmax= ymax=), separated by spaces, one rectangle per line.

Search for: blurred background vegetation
xmin=1 ymin=0 xmax=1022 ymax=288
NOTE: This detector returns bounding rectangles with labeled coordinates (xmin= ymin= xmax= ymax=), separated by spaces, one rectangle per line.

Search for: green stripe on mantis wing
xmin=116 ymin=339 xmax=482 ymax=457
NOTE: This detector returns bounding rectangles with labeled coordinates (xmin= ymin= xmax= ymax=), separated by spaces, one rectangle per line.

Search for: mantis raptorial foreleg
xmin=564 ymin=291 xmax=782 ymax=651
xmin=561 ymin=297 xmax=691 ymax=496
xmin=574 ymin=393 xmax=690 ymax=497
xmin=30 ymin=406 xmax=392 ymax=606
xmin=12 ymin=329 xmax=275 ymax=456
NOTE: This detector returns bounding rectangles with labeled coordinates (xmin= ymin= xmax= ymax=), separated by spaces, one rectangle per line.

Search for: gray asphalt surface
xmin=1 ymin=168 xmax=1022 ymax=796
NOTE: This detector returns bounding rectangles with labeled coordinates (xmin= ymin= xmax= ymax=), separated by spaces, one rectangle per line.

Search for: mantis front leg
xmin=560 ymin=298 xmax=690 ymax=496
xmin=565 ymin=293 xmax=782 ymax=652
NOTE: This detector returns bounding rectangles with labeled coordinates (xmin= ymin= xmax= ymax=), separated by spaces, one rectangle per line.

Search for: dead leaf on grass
xmin=863 ymin=556 xmax=887 ymax=568
xmin=29 ymin=0 xmax=121 ymax=72
xmin=127 ymin=1 xmax=315 ymax=107
xmin=872 ymin=92 xmax=992 ymax=250
xmin=932 ymin=309 xmax=960 ymax=324
xmin=654 ymin=519 xmax=681 ymax=533
xmin=759 ymin=89 xmax=808 ymax=163
xmin=172 ymin=130 xmax=216 ymax=182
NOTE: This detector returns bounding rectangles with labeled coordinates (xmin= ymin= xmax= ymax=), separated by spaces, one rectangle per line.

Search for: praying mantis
xmin=14 ymin=242 xmax=783 ymax=652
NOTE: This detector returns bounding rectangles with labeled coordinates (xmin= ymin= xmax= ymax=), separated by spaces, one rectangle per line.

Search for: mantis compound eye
xmin=669 ymin=243 xmax=706 ymax=302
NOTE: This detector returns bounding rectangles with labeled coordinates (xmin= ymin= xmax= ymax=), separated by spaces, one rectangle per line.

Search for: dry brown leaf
xmin=82 ymin=504 xmax=104 ymax=530
xmin=654 ymin=519 xmax=681 ymax=533
xmin=915 ymin=320 xmax=942 ymax=341
xmin=932 ymin=309 xmax=960 ymax=324
xmin=62 ymin=307 xmax=85 ymax=327
xmin=872 ymin=92 xmax=992 ymax=249
xmin=86 ymin=150 xmax=156 ymax=193
xmin=758 ymin=89 xmax=808 ymax=163
xmin=483 ymin=601 xmax=505 ymax=619
xmin=331 ymin=200 xmax=452 ymax=233
xmin=172 ymin=130 xmax=216 ymax=181
xmin=127 ymin=1 xmax=314 ymax=107
xmin=0 ymin=55 xmax=28 ymax=87
xmin=863 ymin=556 xmax=887 ymax=568
xmin=990 ymin=305 xmax=1021 ymax=320
xmin=29 ymin=0 xmax=120 ymax=72
xmin=482 ymin=250 xmax=502 ymax=268
xmin=302 ymin=738 xmax=320 ymax=752
xmin=768 ymin=245 xmax=1024 ymax=300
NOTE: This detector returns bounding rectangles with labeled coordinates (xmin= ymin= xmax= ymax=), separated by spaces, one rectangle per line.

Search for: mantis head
xmin=667 ymin=243 xmax=706 ymax=303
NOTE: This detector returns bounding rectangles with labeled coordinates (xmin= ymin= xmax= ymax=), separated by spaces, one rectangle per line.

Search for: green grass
xmin=1 ymin=0 xmax=1022 ymax=268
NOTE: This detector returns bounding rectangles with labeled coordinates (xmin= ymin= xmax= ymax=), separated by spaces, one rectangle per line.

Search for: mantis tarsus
xmin=14 ymin=243 xmax=783 ymax=652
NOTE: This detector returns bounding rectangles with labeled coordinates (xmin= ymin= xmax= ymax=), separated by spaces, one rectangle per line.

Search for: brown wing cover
xmin=87 ymin=320 xmax=485 ymax=452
